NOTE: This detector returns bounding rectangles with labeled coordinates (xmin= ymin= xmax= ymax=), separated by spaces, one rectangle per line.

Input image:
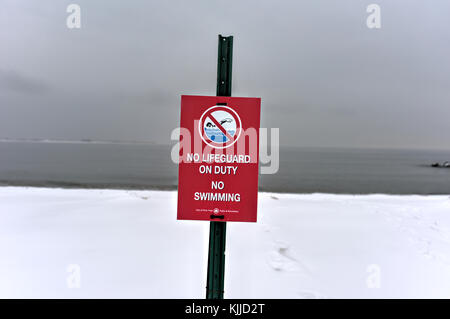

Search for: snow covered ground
xmin=1 ymin=186 xmax=450 ymax=298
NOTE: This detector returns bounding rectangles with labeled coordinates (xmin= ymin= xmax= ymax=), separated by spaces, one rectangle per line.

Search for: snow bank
xmin=0 ymin=187 xmax=449 ymax=298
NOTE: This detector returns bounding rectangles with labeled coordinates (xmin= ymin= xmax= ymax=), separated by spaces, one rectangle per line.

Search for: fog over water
xmin=1 ymin=1 xmax=450 ymax=150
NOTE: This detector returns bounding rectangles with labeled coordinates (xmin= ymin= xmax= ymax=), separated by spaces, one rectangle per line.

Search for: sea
xmin=0 ymin=141 xmax=449 ymax=194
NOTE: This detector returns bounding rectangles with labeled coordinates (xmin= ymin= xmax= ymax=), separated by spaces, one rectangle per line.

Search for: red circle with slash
xmin=199 ymin=105 xmax=242 ymax=149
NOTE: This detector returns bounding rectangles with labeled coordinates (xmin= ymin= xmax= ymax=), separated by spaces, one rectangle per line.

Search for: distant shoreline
xmin=0 ymin=138 xmax=161 ymax=145
xmin=0 ymin=180 xmax=448 ymax=196
xmin=1 ymin=139 xmax=450 ymax=153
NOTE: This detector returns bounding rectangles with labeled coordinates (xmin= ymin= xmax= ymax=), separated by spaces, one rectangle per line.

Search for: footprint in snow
xmin=267 ymin=240 xmax=310 ymax=275
xmin=260 ymin=224 xmax=271 ymax=233
xmin=126 ymin=191 xmax=150 ymax=200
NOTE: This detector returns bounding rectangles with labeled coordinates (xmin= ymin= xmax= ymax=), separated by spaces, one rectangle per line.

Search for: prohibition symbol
xmin=199 ymin=105 xmax=242 ymax=149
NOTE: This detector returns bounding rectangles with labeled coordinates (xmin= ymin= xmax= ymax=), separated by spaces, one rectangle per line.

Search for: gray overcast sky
xmin=1 ymin=0 xmax=449 ymax=150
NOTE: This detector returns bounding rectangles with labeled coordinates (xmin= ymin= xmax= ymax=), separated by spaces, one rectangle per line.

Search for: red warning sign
xmin=177 ymin=95 xmax=261 ymax=222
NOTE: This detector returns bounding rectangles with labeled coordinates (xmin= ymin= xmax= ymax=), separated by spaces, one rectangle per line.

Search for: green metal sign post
xmin=205 ymin=34 xmax=233 ymax=299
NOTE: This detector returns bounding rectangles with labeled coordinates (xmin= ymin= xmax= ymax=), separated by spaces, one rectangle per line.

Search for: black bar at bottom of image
xmin=0 ymin=299 xmax=448 ymax=317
